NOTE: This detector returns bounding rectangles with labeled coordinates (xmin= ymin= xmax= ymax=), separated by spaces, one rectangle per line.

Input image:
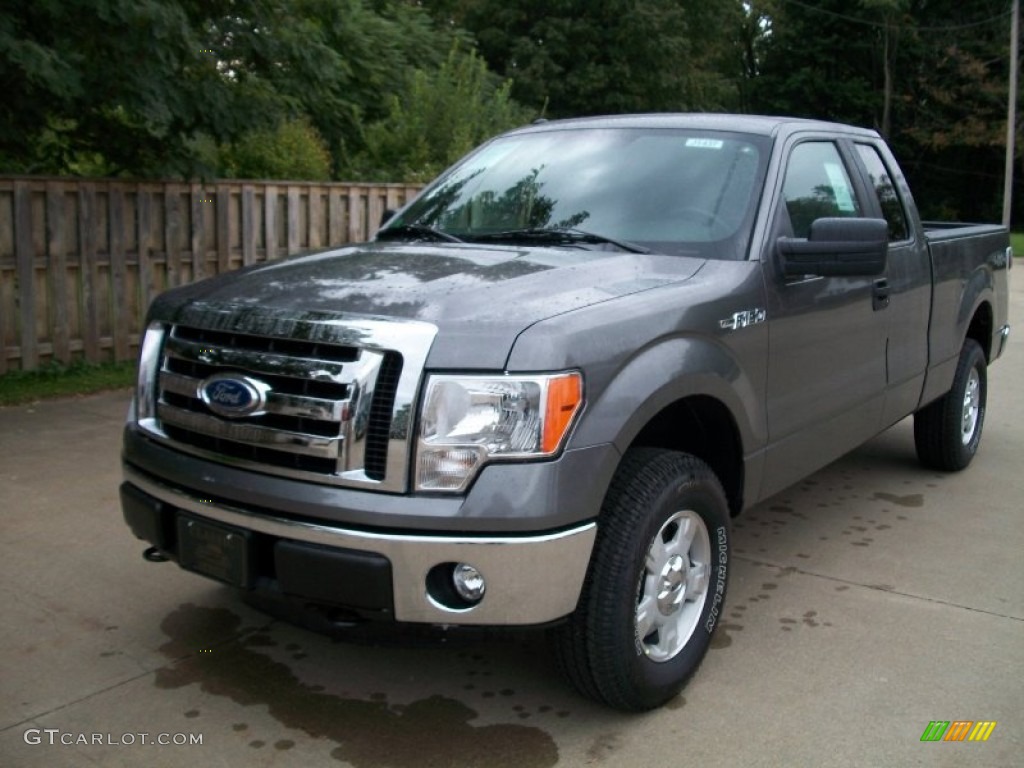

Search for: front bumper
xmin=122 ymin=464 xmax=596 ymax=626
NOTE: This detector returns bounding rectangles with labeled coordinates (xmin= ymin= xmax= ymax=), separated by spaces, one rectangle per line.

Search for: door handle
xmin=873 ymin=278 xmax=890 ymax=311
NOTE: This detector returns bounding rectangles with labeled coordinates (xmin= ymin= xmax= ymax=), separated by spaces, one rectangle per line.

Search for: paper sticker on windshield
xmin=824 ymin=162 xmax=858 ymax=212
xmin=686 ymin=138 xmax=724 ymax=149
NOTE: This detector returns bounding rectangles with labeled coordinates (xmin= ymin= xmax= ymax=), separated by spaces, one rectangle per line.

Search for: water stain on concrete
xmin=710 ymin=622 xmax=743 ymax=649
xmin=873 ymin=492 xmax=923 ymax=508
xmin=155 ymin=603 xmax=559 ymax=767
xmin=586 ymin=733 xmax=620 ymax=762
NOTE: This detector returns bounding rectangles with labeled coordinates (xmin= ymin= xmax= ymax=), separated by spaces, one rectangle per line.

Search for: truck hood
xmin=149 ymin=242 xmax=705 ymax=368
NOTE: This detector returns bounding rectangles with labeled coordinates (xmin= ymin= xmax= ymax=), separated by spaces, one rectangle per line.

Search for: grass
xmin=1012 ymin=232 xmax=1024 ymax=257
xmin=0 ymin=360 xmax=136 ymax=407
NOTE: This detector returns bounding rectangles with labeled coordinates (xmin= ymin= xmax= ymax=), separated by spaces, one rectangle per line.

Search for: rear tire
xmin=914 ymin=338 xmax=987 ymax=471
xmin=553 ymin=448 xmax=730 ymax=711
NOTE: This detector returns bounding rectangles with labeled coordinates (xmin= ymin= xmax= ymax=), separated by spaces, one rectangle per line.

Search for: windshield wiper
xmin=468 ymin=227 xmax=651 ymax=254
xmin=376 ymin=224 xmax=464 ymax=244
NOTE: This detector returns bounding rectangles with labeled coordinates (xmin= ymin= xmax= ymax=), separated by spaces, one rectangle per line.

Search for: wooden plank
xmin=79 ymin=183 xmax=100 ymax=363
xmin=46 ymin=181 xmax=70 ymax=364
xmin=190 ymin=184 xmax=204 ymax=280
xmin=164 ymin=185 xmax=181 ymax=288
xmin=14 ymin=181 xmax=37 ymax=370
xmin=216 ymin=183 xmax=230 ymax=274
xmin=287 ymin=185 xmax=300 ymax=255
xmin=264 ymin=185 xmax=277 ymax=262
xmin=347 ymin=188 xmax=364 ymax=244
xmin=329 ymin=188 xmax=344 ymax=246
xmin=308 ymin=185 xmax=322 ymax=249
xmin=241 ymin=185 xmax=255 ymax=265
xmin=109 ymin=185 xmax=130 ymax=362
xmin=0 ymin=268 xmax=8 ymax=374
xmin=367 ymin=186 xmax=385 ymax=240
xmin=0 ymin=248 xmax=8 ymax=374
xmin=385 ymin=187 xmax=402 ymax=220
xmin=137 ymin=187 xmax=154 ymax=323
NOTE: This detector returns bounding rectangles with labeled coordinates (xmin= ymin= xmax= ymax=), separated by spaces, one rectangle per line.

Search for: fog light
xmin=452 ymin=563 xmax=486 ymax=603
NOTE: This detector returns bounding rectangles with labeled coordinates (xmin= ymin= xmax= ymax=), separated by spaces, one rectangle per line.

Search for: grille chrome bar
xmin=159 ymin=370 xmax=348 ymax=421
xmin=158 ymin=403 xmax=341 ymax=459
xmin=164 ymin=335 xmax=351 ymax=383
xmin=137 ymin=306 xmax=438 ymax=493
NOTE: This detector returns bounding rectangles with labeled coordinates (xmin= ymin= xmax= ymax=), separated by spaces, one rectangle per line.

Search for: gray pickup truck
xmin=121 ymin=114 xmax=1010 ymax=711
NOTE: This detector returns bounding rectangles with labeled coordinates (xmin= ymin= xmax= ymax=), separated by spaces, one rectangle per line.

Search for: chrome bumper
xmin=124 ymin=465 xmax=596 ymax=625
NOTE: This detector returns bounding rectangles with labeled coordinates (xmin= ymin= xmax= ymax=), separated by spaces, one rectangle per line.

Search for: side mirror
xmin=380 ymin=208 xmax=397 ymax=228
xmin=777 ymin=217 xmax=888 ymax=277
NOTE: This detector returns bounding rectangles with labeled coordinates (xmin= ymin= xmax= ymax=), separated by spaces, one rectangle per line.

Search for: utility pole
xmin=1003 ymin=0 xmax=1019 ymax=227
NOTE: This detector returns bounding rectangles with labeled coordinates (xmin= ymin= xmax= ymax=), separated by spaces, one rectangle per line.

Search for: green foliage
xmin=0 ymin=361 xmax=135 ymax=406
xmin=345 ymin=44 xmax=532 ymax=182
xmin=0 ymin=0 xmax=464 ymax=179
xmin=749 ymin=0 xmax=1016 ymax=221
xmin=427 ymin=0 xmax=743 ymax=118
xmin=222 ymin=118 xmax=332 ymax=180
xmin=1 ymin=0 xmax=1020 ymax=225
xmin=1011 ymin=231 xmax=1024 ymax=257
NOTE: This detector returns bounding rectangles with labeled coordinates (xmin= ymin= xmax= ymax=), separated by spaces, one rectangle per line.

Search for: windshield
xmin=386 ymin=127 xmax=770 ymax=259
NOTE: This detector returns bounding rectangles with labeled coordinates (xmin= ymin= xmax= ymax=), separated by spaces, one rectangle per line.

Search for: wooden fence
xmin=0 ymin=176 xmax=423 ymax=373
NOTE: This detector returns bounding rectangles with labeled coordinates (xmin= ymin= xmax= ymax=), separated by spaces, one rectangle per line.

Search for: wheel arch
xmin=965 ymin=300 xmax=994 ymax=363
xmin=628 ymin=396 xmax=746 ymax=516
xmin=571 ymin=336 xmax=763 ymax=518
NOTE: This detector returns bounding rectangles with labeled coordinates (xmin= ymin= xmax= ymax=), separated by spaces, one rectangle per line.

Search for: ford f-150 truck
xmin=121 ymin=114 xmax=1010 ymax=711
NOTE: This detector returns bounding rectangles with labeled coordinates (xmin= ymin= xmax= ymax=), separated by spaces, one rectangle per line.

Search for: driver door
xmin=760 ymin=138 xmax=889 ymax=498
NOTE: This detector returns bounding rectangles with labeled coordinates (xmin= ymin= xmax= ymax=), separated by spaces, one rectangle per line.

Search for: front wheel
xmin=552 ymin=448 xmax=730 ymax=711
xmin=914 ymin=338 xmax=987 ymax=471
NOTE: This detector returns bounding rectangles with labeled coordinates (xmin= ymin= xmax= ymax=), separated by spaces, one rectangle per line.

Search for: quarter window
xmin=782 ymin=142 xmax=862 ymax=238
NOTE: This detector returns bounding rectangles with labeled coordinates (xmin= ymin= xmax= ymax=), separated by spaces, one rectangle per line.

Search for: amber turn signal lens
xmin=542 ymin=373 xmax=583 ymax=453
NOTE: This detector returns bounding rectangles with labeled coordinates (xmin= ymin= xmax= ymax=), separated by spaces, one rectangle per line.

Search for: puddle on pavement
xmin=155 ymin=603 xmax=559 ymax=767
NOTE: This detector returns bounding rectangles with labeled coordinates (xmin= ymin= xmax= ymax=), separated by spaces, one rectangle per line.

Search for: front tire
xmin=553 ymin=448 xmax=730 ymax=711
xmin=914 ymin=338 xmax=987 ymax=471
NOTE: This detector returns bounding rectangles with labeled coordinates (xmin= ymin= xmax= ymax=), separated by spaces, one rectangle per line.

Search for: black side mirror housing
xmin=380 ymin=208 xmax=397 ymax=229
xmin=777 ymin=217 xmax=889 ymax=277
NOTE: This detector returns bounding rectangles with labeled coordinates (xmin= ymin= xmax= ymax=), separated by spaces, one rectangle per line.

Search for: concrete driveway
xmin=2 ymin=279 xmax=1022 ymax=767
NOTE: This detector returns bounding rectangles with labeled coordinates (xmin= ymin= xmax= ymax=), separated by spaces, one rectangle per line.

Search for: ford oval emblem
xmin=198 ymin=374 xmax=271 ymax=418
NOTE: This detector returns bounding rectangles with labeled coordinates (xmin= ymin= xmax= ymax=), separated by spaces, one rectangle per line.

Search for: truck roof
xmin=508 ymin=113 xmax=882 ymax=140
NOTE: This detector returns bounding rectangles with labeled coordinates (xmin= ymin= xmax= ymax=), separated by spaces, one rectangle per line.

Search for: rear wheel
xmin=914 ymin=338 xmax=987 ymax=471
xmin=553 ymin=448 xmax=730 ymax=711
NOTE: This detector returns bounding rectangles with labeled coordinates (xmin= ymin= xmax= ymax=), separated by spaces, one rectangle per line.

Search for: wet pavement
xmin=2 ymin=276 xmax=1022 ymax=767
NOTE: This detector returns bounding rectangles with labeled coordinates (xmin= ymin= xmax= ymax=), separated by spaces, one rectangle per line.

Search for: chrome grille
xmin=147 ymin=323 xmax=408 ymax=488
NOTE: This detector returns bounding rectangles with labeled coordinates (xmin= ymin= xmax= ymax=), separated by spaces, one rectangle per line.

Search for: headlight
xmin=416 ymin=372 xmax=583 ymax=492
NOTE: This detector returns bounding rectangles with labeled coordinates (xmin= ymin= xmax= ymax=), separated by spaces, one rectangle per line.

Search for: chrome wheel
xmin=961 ymin=368 xmax=981 ymax=446
xmin=635 ymin=510 xmax=711 ymax=662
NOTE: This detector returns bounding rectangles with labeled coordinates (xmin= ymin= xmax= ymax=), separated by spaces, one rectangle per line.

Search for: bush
xmin=223 ymin=117 xmax=333 ymax=181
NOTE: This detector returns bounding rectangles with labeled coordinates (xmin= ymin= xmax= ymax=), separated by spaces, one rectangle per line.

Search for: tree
xmin=749 ymin=0 xmax=1017 ymax=221
xmin=0 ymin=0 xmax=300 ymax=176
xmin=0 ymin=0 xmax=469 ymax=178
xmin=345 ymin=44 xmax=531 ymax=181
xmin=423 ymin=0 xmax=745 ymax=117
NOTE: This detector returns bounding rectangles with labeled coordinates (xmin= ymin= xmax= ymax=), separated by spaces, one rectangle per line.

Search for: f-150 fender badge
xmin=719 ymin=309 xmax=767 ymax=331
xmin=198 ymin=374 xmax=271 ymax=418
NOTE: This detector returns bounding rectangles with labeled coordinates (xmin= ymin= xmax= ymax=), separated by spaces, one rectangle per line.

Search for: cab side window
xmin=782 ymin=142 xmax=862 ymax=238
xmin=855 ymin=144 xmax=909 ymax=241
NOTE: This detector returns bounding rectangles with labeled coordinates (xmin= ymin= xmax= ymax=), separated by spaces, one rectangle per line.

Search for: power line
xmin=774 ymin=0 xmax=1013 ymax=33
